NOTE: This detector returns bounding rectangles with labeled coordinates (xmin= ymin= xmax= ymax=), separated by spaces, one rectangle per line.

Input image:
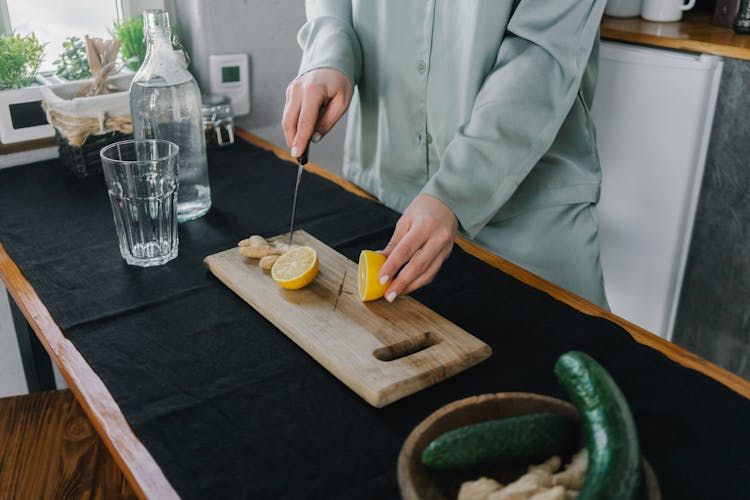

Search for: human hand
xmin=282 ymin=68 xmax=353 ymax=156
xmin=379 ymin=194 xmax=459 ymax=302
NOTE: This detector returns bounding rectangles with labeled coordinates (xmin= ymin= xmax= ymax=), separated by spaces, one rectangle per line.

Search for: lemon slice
xmin=271 ymin=246 xmax=319 ymax=289
xmin=358 ymin=250 xmax=391 ymax=301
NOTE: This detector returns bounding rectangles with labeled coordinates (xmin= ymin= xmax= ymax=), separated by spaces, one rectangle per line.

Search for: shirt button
xmin=426 ymin=133 xmax=433 ymax=145
xmin=417 ymin=60 xmax=427 ymax=74
xmin=416 ymin=132 xmax=423 ymax=142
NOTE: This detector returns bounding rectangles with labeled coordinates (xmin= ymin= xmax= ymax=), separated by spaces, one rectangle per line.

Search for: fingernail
xmin=379 ymin=275 xmax=390 ymax=286
xmin=291 ymin=146 xmax=298 ymax=157
xmin=386 ymin=292 xmax=397 ymax=302
xmin=311 ymin=132 xmax=322 ymax=143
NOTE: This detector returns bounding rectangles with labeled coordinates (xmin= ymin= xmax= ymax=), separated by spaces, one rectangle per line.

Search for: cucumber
xmin=421 ymin=412 xmax=578 ymax=471
xmin=554 ymin=351 xmax=642 ymax=500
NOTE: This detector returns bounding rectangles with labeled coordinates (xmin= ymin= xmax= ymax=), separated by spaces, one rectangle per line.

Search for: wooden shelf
xmin=601 ymin=13 xmax=750 ymax=61
xmin=0 ymin=136 xmax=55 ymax=155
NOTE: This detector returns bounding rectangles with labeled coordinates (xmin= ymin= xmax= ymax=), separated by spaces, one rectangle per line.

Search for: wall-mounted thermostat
xmin=208 ymin=54 xmax=250 ymax=117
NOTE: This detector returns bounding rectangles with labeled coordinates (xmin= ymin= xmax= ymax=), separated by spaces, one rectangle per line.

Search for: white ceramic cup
xmin=641 ymin=0 xmax=696 ymax=22
xmin=605 ymin=0 xmax=643 ymax=18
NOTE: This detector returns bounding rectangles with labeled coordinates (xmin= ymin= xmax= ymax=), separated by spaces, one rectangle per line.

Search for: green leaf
xmin=0 ymin=32 xmax=45 ymax=89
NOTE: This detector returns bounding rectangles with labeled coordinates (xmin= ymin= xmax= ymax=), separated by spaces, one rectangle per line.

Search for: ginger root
xmin=528 ymin=486 xmax=565 ymax=500
xmin=458 ymin=450 xmax=589 ymax=500
xmin=259 ymin=254 xmax=279 ymax=270
xmin=552 ymin=449 xmax=587 ymax=491
xmin=238 ymin=235 xmax=284 ymax=258
xmin=458 ymin=477 xmax=503 ymax=500
xmin=237 ymin=235 xmax=301 ymax=261
xmin=488 ymin=456 xmax=560 ymax=500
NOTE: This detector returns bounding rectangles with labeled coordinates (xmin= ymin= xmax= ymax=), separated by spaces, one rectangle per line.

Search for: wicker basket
xmin=56 ymin=128 xmax=132 ymax=178
xmin=40 ymin=75 xmax=133 ymax=179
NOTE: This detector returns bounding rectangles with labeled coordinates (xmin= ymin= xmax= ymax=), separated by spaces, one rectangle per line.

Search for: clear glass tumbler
xmin=100 ymin=139 xmax=180 ymax=267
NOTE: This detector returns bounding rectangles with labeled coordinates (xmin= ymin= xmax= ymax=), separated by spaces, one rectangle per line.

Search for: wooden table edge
xmin=0 ymin=243 xmax=178 ymax=499
xmin=237 ymin=128 xmax=750 ymax=400
xmin=601 ymin=13 xmax=750 ymax=62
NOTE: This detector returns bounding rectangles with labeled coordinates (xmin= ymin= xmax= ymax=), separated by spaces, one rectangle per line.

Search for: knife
xmin=288 ymin=145 xmax=309 ymax=248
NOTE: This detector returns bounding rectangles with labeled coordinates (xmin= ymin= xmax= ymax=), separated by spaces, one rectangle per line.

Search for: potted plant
xmin=0 ymin=32 xmax=54 ymax=144
xmin=113 ymin=16 xmax=147 ymax=71
xmin=53 ymin=36 xmax=92 ymax=81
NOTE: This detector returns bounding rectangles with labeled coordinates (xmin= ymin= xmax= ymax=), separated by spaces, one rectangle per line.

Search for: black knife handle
xmin=297 ymin=145 xmax=309 ymax=166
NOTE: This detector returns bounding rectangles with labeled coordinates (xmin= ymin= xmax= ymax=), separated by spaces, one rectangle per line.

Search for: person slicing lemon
xmin=282 ymin=1 xmax=610 ymax=308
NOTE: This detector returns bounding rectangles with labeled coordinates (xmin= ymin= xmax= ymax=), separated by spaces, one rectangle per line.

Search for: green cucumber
xmin=555 ymin=351 xmax=642 ymax=500
xmin=421 ymin=412 xmax=578 ymax=471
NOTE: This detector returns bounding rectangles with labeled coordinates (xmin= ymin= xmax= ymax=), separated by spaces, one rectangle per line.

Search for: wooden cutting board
xmin=204 ymin=231 xmax=492 ymax=407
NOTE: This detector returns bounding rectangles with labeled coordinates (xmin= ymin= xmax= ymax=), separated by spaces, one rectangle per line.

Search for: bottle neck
xmin=143 ymin=10 xmax=172 ymax=53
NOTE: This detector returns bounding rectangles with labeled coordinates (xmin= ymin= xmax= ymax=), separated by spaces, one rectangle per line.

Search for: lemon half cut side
xmin=358 ymin=250 xmax=391 ymax=302
xmin=271 ymin=246 xmax=319 ymax=290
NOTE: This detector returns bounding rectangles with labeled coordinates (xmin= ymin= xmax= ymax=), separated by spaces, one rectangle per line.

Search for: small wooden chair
xmin=0 ymin=389 xmax=136 ymax=499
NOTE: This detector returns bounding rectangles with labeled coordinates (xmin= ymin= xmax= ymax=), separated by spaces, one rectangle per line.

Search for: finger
xmin=401 ymin=257 xmax=444 ymax=296
xmin=378 ymin=219 xmax=414 ymax=285
xmin=401 ymin=245 xmax=452 ymax=295
xmin=382 ymin=218 xmax=410 ymax=258
xmin=314 ymin=93 xmax=348 ymax=138
xmin=282 ymin=83 xmax=302 ymax=149
xmin=380 ymin=228 xmax=429 ymax=296
xmin=292 ymin=88 xmax=325 ymax=156
xmin=385 ymin=237 xmax=447 ymax=300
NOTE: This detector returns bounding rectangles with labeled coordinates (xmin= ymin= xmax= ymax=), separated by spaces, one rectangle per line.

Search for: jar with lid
xmin=202 ymin=94 xmax=235 ymax=148
xmin=129 ymin=9 xmax=211 ymax=222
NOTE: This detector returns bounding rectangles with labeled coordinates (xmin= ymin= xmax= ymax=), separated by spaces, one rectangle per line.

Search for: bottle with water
xmin=130 ymin=9 xmax=211 ymax=222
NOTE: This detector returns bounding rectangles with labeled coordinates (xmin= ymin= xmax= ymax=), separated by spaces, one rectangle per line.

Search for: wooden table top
xmin=601 ymin=13 xmax=750 ymax=61
xmin=1 ymin=129 xmax=748 ymax=499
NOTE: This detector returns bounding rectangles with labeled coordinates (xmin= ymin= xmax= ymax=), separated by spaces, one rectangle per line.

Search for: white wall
xmin=169 ymin=0 xmax=347 ymax=173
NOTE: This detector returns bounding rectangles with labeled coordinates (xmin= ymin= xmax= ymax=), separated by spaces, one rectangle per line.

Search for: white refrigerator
xmin=591 ymin=40 xmax=723 ymax=340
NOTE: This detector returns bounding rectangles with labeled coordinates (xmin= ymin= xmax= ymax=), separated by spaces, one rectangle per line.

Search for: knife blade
xmin=288 ymin=145 xmax=309 ymax=248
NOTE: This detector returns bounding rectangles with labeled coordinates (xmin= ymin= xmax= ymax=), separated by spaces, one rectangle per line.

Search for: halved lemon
xmin=358 ymin=250 xmax=391 ymax=301
xmin=271 ymin=246 xmax=319 ymax=289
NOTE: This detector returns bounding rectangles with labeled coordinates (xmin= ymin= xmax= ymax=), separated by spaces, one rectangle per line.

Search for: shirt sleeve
xmin=421 ymin=0 xmax=607 ymax=238
xmin=296 ymin=0 xmax=363 ymax=85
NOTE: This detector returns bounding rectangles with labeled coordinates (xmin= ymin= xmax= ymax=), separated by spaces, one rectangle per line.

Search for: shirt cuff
xmin=297 ymin=16 xmax=362 ymax=86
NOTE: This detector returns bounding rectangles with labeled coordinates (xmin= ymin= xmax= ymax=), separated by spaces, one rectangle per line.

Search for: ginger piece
xmin=237 ymin=235 xmax=284 ymax=258
xmin=239 ymin=245 xmax=281 ymax=258
xmin=488 ymin=456 xmax=561 ymax=500
xmin=238 ymin=235 xmax=268 ymax=248
xmin=552 ymin=449 xmax=587 ymax=490
xmin=259 ymin=254 xmax=279 ymax=270
xmin=528 ymin=486 xmax=565 ymax=500
xmin=458 ymin=477 xmax=503 ymax=500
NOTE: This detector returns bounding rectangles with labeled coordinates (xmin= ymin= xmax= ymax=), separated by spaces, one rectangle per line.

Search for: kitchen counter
xmin=1 ymin=131 xmax=749 ymax=498
xmin=601 ymin=13 xmax=750 ymax=61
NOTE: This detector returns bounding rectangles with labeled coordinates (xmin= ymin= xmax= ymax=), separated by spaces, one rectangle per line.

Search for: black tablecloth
xmin=0 ymin=140 xmax=748 ymax=499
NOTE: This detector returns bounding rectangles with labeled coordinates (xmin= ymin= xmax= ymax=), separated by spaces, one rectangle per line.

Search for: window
xmin=6 ymin=0 xmax=118 ymax=72
xmin=1 ymin=0 xmax=164 ymax=72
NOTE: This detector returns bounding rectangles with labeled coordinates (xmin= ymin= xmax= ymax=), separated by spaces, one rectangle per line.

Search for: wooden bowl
xmin=398 ymin=392 xmax=661 ymax=500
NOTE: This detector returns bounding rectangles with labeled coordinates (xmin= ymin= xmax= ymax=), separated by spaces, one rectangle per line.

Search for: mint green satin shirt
xmin=297 ymin=0 xmax=607 ymax=239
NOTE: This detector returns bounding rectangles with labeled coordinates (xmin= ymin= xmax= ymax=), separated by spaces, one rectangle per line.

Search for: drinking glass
xmin=100 ymin=139 xmax=180 ymax=267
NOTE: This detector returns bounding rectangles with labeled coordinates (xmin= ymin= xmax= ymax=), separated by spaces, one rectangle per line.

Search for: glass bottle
xmin=130 ymin=9 xmax=211 ymax=222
